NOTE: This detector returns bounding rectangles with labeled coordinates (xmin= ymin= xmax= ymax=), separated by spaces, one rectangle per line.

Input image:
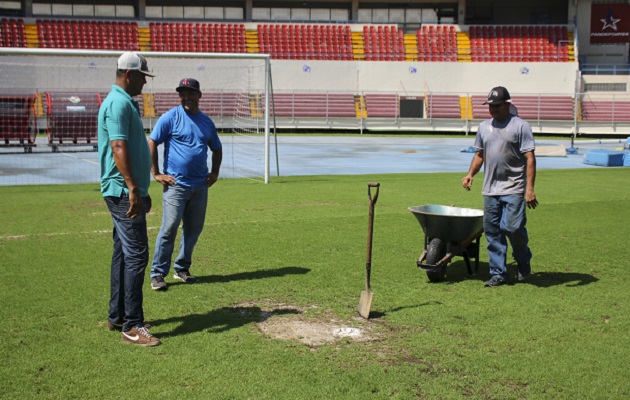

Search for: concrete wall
xmin=270 ymin=60 xmax=579 ymax=95
xmin=0 ymin=54 xmax=580 ymax=96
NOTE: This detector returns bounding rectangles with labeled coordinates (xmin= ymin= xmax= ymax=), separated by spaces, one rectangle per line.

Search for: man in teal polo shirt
xmin=98 ymin=52 xmax=160 ymax=347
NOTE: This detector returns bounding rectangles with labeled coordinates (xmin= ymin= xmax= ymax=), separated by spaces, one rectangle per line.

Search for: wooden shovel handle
xmin=366 ymin=182 xmax=380 ymax=290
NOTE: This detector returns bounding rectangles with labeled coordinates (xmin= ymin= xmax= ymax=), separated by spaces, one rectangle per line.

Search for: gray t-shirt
xmin=473 ymin=115 xmax=535 ymax=196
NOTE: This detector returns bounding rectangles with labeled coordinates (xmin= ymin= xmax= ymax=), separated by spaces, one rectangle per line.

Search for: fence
xmin=1 ymin=89 xmax=629 ymax=149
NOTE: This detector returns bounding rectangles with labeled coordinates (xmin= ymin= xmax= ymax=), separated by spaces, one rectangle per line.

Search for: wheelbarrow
xmin=408 ymin=205 xmax=484 ymax=282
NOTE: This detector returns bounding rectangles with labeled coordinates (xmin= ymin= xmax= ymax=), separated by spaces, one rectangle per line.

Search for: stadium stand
xmin=0 ymin=18 xmax=27 ymax=47
xmin=269 ymin=93 xmax=356 ymax=117
xmin=258 ymin=24 xmax=353 ymax=60
xmin=581 ymin=100 xmax=630 ymax=122
xmin=471 ymin=95 xmax=575 ymax=120
xmin=0 ymin=91 xmax=37 ymax=150
xmin=469 ymin=25 xmax=570 ymax=62
xmin=364 ymin=93 xmax=399 ymax=117
xmin=363 ymin=25 xmax=404 ymax=61
xmin=153 ymin=91 xmax=244 ymax=117
xmin=45 ymin=91 xmax=102 ymax=148
xmin=150 ymin=22 xmax=246 ymax=53
xmin=416 ymin=25 xmax=458 ymax=62
xmin=37 ymin=19 xmax=139 ymax=50
xmin=3 ymin=17 xmax=577 ymax=64
xmin=426 ymin=94 xmax=461 ymax=118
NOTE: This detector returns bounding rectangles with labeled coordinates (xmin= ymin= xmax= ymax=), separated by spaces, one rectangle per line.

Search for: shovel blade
xmin=358 ymin=289 xmax=373 ymax=319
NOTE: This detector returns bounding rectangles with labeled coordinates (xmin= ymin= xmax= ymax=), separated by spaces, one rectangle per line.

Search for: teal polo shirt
xmin=98 ymin=85 xmax=151 ymax=197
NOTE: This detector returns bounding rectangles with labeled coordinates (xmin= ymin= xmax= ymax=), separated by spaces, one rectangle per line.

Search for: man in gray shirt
xmin=462 ymin=86 xmax=538 ymax=287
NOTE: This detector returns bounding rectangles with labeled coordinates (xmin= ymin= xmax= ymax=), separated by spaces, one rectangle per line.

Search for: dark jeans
xmin=104 ymin=194 xmax=149 ymax=332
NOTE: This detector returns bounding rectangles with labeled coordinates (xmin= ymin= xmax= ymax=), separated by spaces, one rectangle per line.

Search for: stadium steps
xmin=567 ymin=31 xmax=575 ymax=62
xmin=250 ymin=94 xmax=263 ymax=118
xmin=460 ymin=96 xmax=472 ymax=119
xmin=457 ymin=31 xmax=471 ymax=62
xmin=35 ymin=93 xmax=44 ymax=117
xmin=137 ymin=26 xmax=150 ymax=51
xmin=246 ymin=29 xmax=259 ymax=53
xmin=142 ymin=93 xmax=155 ymax=118
xmin=351 ymin=31 xmax=365 ymax=60
xmin=355 ymin=95 xmax=367 ymax=118
xmin=404 ymin=33 xmax=417 ymax=61
xmin=25 ymin=23 xmax=38 ymax=48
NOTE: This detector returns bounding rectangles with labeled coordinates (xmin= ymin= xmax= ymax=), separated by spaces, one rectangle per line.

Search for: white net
xmin=0 ymin=49 xmax=272 ymax=186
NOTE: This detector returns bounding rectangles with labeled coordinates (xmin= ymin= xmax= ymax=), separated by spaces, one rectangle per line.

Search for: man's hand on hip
xmin=207 ymin=172 xmax=219 ymax=187
xmin=153 ymin=173 xmax=176 ymax=189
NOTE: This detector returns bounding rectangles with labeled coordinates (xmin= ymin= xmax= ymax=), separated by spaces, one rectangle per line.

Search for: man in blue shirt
xmin=99 ymin=52 xmax=160 ymax=346
xmin=149 ymin=78 xmax=223 ymax=290
xmin=462 ymin=86 xmax=538 ymax=287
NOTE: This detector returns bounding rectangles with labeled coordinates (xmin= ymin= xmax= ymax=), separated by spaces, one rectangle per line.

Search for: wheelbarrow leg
xmin=463 ymin=252 xmax=473 ymax=275
xmin=462 ymin=237 xmax=482 ymax=275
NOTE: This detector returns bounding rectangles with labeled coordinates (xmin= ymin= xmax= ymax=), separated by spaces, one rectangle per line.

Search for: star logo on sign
xmin=601 ymin=11 xmax=620 ymax=31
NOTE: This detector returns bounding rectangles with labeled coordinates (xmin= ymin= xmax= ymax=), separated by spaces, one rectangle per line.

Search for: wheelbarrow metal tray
xmin=408 ymin=205 xmax=484 ymax=244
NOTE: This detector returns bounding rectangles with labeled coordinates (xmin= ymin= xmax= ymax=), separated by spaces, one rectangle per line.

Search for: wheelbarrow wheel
xmin=425 ymin=238 xmax=447 ymax=282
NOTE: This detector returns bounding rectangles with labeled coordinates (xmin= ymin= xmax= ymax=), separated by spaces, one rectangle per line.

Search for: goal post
xmin=0 ymin=48 xmax=274 ymax=183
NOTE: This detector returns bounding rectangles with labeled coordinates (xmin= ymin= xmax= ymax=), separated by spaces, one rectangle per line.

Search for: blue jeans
xmin=151 ymin=184 xmax=208 ymax=278
xmin=483 ymin=194 xmax=532 ymax=279
xmin=104 ymin=194 xmax=149 ymax=332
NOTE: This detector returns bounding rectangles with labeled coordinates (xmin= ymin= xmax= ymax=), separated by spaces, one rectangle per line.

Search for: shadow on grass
xmin=153 ymin=306 xmax=302 ymax=339
xmin=437 ymin=261 xmax=598 ymax=287
xmin=370 ymin=301 xmax=445 ymax=319
xmin=524 ymin=271 xmax=599 ymax=287
xmin=432 ymin=260 xmax=488 ymax=284
xmin=169 ymin=266 xmax=310 ymax=287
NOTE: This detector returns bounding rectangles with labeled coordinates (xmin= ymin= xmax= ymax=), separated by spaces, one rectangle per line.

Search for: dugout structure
xmin=45 ymin=91 xmax=102 ymax=151
xmin=0 ymin=91 xmax=38 ymax=153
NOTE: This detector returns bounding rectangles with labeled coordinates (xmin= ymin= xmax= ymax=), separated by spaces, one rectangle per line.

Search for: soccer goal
xmin=0 ymin=48 xmax=274 ymax=183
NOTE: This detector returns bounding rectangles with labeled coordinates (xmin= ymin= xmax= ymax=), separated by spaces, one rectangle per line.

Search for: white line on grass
xmin=0 ymin=226 xmax=159 ymax=241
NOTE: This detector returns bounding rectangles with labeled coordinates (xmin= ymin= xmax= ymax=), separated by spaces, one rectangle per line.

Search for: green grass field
xmin=1 ymin=169 xmax=629 ymax=399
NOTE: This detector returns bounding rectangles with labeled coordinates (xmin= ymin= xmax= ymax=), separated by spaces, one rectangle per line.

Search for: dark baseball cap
xmin=176 ymin=78 xmax=200 ymax=92
xmin=483 ymin=86 xmax=511 ymax=105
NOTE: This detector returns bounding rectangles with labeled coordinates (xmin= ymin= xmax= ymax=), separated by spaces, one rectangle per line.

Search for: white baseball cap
xmin=117 ymin=52 xmax=156 ymax=77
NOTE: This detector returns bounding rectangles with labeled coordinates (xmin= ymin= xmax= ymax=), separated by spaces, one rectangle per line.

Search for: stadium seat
xmin=364 ymin=93 xmax=399 ymax=117
xmin=469 ymin=24 xmax=571 ymax=63
xmin=426 ymin=95 xmax=461 ymax=118
xmin=267 ymin=93 xmax=356 ymax=118
xmin=472 ymin=95 xmax=574 ymax=120
xmin=581 ymin=100 xmax=630 ymax=122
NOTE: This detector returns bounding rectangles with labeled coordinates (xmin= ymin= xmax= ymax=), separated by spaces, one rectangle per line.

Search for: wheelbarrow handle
xmin=367 ymin=182 xmax=380 ymax=205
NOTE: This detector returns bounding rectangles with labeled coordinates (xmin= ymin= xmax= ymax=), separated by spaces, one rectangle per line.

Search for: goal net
xmin=0 ymin=49 xmax=273 ymax=186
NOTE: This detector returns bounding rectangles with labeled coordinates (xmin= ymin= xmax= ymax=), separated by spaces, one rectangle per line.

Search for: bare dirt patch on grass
xmin=237 ymin=301 xmax=380 ymax=347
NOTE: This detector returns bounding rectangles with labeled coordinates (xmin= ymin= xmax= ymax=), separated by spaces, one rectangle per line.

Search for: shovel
xmin=358 ymin=182 xmax=380 ymax=319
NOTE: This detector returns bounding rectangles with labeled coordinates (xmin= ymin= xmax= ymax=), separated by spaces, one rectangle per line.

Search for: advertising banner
xmin=590 ymin=3 xmax=630 ymax=44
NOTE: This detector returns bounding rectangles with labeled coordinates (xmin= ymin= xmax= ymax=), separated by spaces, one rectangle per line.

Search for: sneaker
xmin=107 ymin=320 xmax=152 ymax=332
xmin=121 ymin=326 xmax=161 ymax=347
xmin=151 ymin=275 xmax=167 ymax=290
xmin=517 ymin=262 xmax=531 ymax=282
xmin=484 ymin=275 xmax=507 ymax=287
xmin=173 ymin=270 xmax=195 ymax=283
